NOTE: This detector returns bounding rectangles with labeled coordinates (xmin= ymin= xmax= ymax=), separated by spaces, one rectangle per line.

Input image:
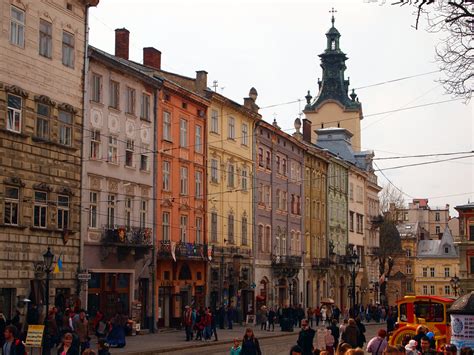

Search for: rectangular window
xmin=266 ymin=151 xmax=271 ymax=169
xmin=140 ymin=93 xmax=150 ymax=121
xmin=228 ymin=117 xmax=235 ymax=139
xmin=282 ymin=158 xmax=287 ymax=175
xmin=195 ymin=171 xmax=203 ymax=199
xmin=241 ymin=169 xmax=248 ymax=191
xmin=406 ymin=281 xmax=413 ymax=293
xmin=282 ymin=191 xmax=288 ymax=212
xmin=107 ymin=136 xmax=118 ymax=164
xmin=241 ymin=123 xmax=248 ymax=146
xmin=242 ymin=216 xmax=248 ymax=246
xmin=296 ymin=195 xmax=301 ymax=215
xmin=125 ymin=139 xmax=134 ymax=167
xmin=195 ymin=125 xmax=202 ymax=153
xmin=163 ymin=111 xmax=171 ymax=140
xmin=126 ymin=87 xmax=135 ymax=114
xmin=422 ymin=285 xmax=428 ymax=295
xmin=4 ymin=187 xmax=19 ymax=226
xmin=7 ymin=94 xmax=22 ymax=133
xmin=430 ymin=285 xmax=435 ymax=295
xmin=349 ymin=183 xmax=354 ymax=201
xmin=435 ymin=212 xmax=440 ymax=221
xmin=430 ymin=267 xmax=435 ymax=277
xmin=107 ymin=194 xmax=116 ymax=228
xmin=258 ymin=148 xmax=264 ymax=167
xmin=90 ymin=130 xmax=101 ymax=159
xmin=62 ymin=31 xmax=75 ymax=68
xmin=406 ymin=264 xmax=412 ymax=274
xmin=10 ymin=6 xmax=25 ymax=47
xmin=211 ymin=212 xmax=218 ymax=243
xmin=58 ymin=110 xmax=73 ymax=146
xmin=33 ymin=191 xmax=47 ymax=228
xmin=180 ymin=166 xmax=188 ymax=195
xmin=57 ymin=195 xmax=69 ymax=230
xmin=125 ymin=197 xmax=132 ymax=229
xmin=444 ymin=267 xmax=450 ymax=277
xmin=445 ymin=285 xmax=450 ymax=295
xmin=162 ymin=161 xmax=170 ymax=191
xmin=265 ymin=186 xmax=271 ymax=206
xmin=91 ymin=74 xmax=102 ymax=102
xmin=258 ymin=184 xmax=264 ymax=204
xmin=349 ymin=211 xmax=354 ymax=232
xmin=162 ymin=212 xmax=170 ymax=241
xmin=36 ymin=103 xmax=50 ymax=139
xmin=180 ymin=215 xmax=188 ymax=242
xmin=227 ymin=164 xmax=234 ymax=187
xmin=436 ymin=225 xmax=441 ymax=234
xmin=180 ymin=118 xmax=188 ymax=147
xmin=140 ymin=200 xmax=147 ymax=228
xmin=227 ymin=214 xmax=234 ymax=244
xmin=422 ymin=267 xmax=427 ymax=277
xmin=276 ymin=156 xmax=281 ymax=173
xmin=211 ymin=109 xmax=219 ymax=133
xmin=196 ymin=217 xmax=202 ymax=244
xmin=470 ymin=256 xmax=474 ymax=274
xmin=109 ymin=80 xmax=120 ymax=109
xmin=89 ymin=192 xmax=98 ymax=228
xmin=211 ymin=159 xmax=218 ymax=183
xmin=39 ymin=19 xmax=52 ymax=58
xmin=140 ymin=154 xmax=149 ymax=172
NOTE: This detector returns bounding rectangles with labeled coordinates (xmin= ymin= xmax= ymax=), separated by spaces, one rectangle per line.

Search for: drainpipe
xmin=151 ymin=86 xmax=159 ymax=333
xmin=252 ymin=121 xmax=258 ymax=311
xmin=79 ymin=3 xmax=92 ymax=306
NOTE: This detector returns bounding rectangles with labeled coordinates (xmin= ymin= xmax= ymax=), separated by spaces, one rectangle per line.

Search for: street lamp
xmin=450 ymin=274 xmax=460 ymax=297
xmin=346 ymin=250 xmax=360 ymax=310
xmin=289 ymin=281 xmax=294 ymax=306
xmin=43 ymin=247 xmax=54 ymax=313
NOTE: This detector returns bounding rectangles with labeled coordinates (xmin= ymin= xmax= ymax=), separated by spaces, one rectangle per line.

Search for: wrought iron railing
xmin=101 ymin=226 xmax=152 ymax=247
xmin=157 ymin=240 xmax=212 ymax=260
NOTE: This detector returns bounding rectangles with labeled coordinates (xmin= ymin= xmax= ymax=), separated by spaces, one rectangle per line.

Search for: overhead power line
xmin=376 ymin=154 xmax=474 ymax=172
xmin=374 ymin=151 xmax=474 ymax=160
xmin=353 ymin=70 xmax=441 ymax=91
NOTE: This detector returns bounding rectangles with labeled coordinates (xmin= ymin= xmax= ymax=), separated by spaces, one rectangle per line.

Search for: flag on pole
xmin=171 ymin=241 xmax=176 ymax=262
xmin=53 ymin=255 xmax=63 ymax=273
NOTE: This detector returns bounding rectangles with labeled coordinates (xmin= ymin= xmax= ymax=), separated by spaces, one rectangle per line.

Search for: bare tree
xmin=391 ymin=1 xmax=473 ymax=101
xmin=379 ymin=183 xmax=406 ymax=213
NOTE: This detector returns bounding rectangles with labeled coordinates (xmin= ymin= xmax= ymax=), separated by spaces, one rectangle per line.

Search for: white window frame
xmin=125 ymin=139 xmax=134 ymax=167
xmin=39 ymin=19 xmax=52 ymax=58
xmin=179 ymin=118 xmax=188 ymax=147
xmin=241 ymin=123 xmax=248 ymax=146
xmin=140 ymin=93 xmax=150 ymax=121
xmin=422 ymin=285 xmax=428 ymax=295
xmin=33 ymin=191 xmax=48 ymax=228
xmin=125 ymin=197 xmax=132 ymax=229
xmin=7 ymin=94 xmax=22 ymax=133
xmin=58 ymin=110 xmax=73 ymax=146
xmin=162 ymin=212 xmax=170 ymax=241
xmin=180 ymin=215 xmax=188 ymax=242
xmin=444 ymin=267 xmax=450 ymax=277
xmin=126 ymin=87 xmax=136 ymax=115
xmin=228 ymin=117 xmax=235 ymax=139
xmin=90 ymin=130 xmax=101 ymax=160
xmin=107 ymin=194 xmax=116 ymax=228
xmin=211 ymin=159 xmax=219 ymax=183
xmin=430 ymin=267 xmax=435 ymax=277
xmin=91 ymin=74 xmax=102 ymax=102
xmin=180 ymin=166 xmax=188 ymax=195
xmin=107 ymin=136 xmax=118 ymax=164
xmin=195 ymin=125 xmax=202 ymax=153
xmin=211 ymin=109 xmax=219 ymax=133
xmin=57 ymin=195 xmax=69 ymax=230
xmin=140 ymin=200 xmax=147 ymax=229
xmin=227 ymin=163 xmax=234 ymax=187
xmin=163 ymin=111 xmax=171 ymax=140
xmin=10 ymin=6 xmax=25 ymax=47
xmin=109 ymin=80 xmax=120 ymax=109
xmin=89 ymin=192 xmax=98 ymax=228
xmin=36 ymin=102 xmax=50 ymax=140
xmin=4 ymin=187 xmax=19 ymax=226
xmin=241 ymin=168 xmax=248 ymax=191
xmin=62 ymin=31 xmax=75 ymax=68
xmin=162 ymin=161 xmax=170 ymax=191
xmin=195 ymin=171 xmax=203 ymax=199
xmin=140 ymin=153 xmax=149 ymax=172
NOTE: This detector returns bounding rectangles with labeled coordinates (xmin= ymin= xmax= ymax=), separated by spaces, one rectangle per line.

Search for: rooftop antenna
xmin=212 ymin=80 xmax=218 ymax=92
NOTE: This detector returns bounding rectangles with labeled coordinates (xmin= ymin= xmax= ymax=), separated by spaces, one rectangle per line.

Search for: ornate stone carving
xmin=90 ymin=109 xmax=103 ymax=129
xmin=34 ymin=95 xmax=56 ymax=107
xmin=141 ymin=187 xmax=150 ymax=197
xmin=57 ymin=186 xmax=73 ymax=196
xmin=33 ymin=182 xmax=52 ymax=192
xmin=5 ymin=85 xmax=28 ymax=98
xmin=89 ymin=176 xmax=101 ymax=190
xmin=108 ymin=179 xmax=119 ymax=192
xmin=125 ymin=184 xmax=135 ymax=196
xmin=3 ymin=176 xmax=25 ymax=187
xmin=58 ymin=103 xmax=77 ymax=114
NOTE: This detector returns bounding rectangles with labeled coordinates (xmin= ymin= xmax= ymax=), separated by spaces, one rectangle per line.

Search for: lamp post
xmin=289 ymin=280 xmax=294 ymax=306
xmin=450 ymin=274 xmax=460 ymax=297
xmin=346 ymin=250 xmax=360 ymax=310
xmin=43 ymin=247 xmax=54 ymax=314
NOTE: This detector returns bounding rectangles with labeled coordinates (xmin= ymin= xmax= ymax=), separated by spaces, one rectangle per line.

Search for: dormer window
xmin=331 ymin=40 xmax=336 ymax=50
xmin=444 ymin=246 xmax=449 ymax=254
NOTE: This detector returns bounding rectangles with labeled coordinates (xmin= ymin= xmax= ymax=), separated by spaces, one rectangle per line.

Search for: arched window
xmin=265 ymin=226 xmax=271 ymax=254
xmin=258 ymin=224 xmax=264 ymax=252
xmin=241 ymin=215 xmax=248 ymax=246
xmin=331 ymin=40 xmax=336 ymax=50
xmin=296 ymin=232 xmax=301 ymax=255
xmin=281 ymin=232 xmax=287 ymax=255
xmin=178 ymin=263 xmax=192 ymax=280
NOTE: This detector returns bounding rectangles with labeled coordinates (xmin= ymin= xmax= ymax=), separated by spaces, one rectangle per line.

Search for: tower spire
xmin=329 ymin=7 xmax=337 ymax=27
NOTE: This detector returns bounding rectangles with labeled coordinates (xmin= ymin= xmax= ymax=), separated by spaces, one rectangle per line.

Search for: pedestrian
xmin=227 ymin=305 xmax=234 ymax=330
xmin=420 ymin=336 xmax=436 ymax=355
xmin=97 ymin=339 xmax=110 ymax=355
xmin=297 ymin=319 xmax=316 ymax=355
xmin=57 ymin=332 xmax=79 ymax=355
xmin=259 ymin=306 xmax=267 ymax=331
xmin=82 ymin=350 xmax=96 ymax=355
xmin=314 ymin=306 xmax=321 ymax=327
xmin=72 ymin=310 xmax=89 ymax=353
xmin=329 ymin=319 xmax=340 ymax=350
xmin=355 ymin=317 xmax=366 ymax=348
xmin=324 ymin=328 xmax=335 ymax=355
xmin=230 ymin=338 xmax=242 ymax=355
xmin=2 ymin=325 xmax=25 ymax=355
xmin=218 ymin=304 xmax=225 ymax=330
xmin=210 ymin=307 xmax=218 ymax=341
xmin=240 ymin=328 xmax=262 ymax=355
xmin=268 ymin=307 xmax=276 ymax=332
xmin=366 ymin=329 xmax=388 ymax=355
xmin=106 ymin=313 xmax=126 ymax=348
xmin=425 ymin=332 xmax=436 ymax=350
xmin=0 ymin=313 xmax=6 ymax=348
xmin=307 ymin=307 xmax=314 ymax=328
xmin=289 ymin=345 xmax=303 ymax=355
xmin=441 ymin=344 xmax=457 ymax=355
xmin=183 ymin=306 xmax=193 ymax=341
xmin=341 ymin=318 xmax=359 ymax=349
xmin=413 ymin=326 xmax=427 ymax=352
xmin=405 ymin=340 xmax=419 ymax=355
xmin=203 ymin=308 xmax=212 ymax=341
xmin=335 ymin=343 xmax=351 ymax=355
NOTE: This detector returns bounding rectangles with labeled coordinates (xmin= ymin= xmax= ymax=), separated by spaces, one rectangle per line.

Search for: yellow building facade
xmin=206 ymin=88 xmax=260 ymax=319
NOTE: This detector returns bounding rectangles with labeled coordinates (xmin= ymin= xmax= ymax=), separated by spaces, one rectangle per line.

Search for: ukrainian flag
xmin=53 ymin=255 xmax=63 ymax=273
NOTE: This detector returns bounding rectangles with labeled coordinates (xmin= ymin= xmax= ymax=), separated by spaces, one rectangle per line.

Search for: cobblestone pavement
xmin=109 ymin=322 xmax=383 ymax=354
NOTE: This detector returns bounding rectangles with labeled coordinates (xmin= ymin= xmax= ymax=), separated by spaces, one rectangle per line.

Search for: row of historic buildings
xmin=6 ymin=0 xmax=460 ymax=331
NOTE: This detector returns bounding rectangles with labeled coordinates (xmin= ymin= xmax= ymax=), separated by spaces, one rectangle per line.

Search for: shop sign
xmin=451 ymin=314 xmax=474 ymax=349
xmin=25 ymin=325 xmax=44 ymax=348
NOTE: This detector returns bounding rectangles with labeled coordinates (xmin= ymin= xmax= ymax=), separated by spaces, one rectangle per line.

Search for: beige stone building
xmin=0 ymin=0 xmax=98 ymax=320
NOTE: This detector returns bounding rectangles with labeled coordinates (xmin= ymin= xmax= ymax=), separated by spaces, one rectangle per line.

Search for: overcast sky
xmin=89 ymin=0 xmax=473 ymax=217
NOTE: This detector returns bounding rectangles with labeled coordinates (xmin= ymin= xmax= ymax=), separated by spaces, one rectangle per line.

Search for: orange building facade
xmin=142 ymin=49 xmax=210 ymax=327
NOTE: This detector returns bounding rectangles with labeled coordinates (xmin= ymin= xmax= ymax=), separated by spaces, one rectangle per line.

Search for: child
xmin=230 ymin=338 xmax=241 ymax=355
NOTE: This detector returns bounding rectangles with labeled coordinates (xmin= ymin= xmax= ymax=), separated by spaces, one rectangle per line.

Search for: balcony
xmin=271 ymin=254 xmax=302 ymax=278
xmin=311 ymin=257 xmax=331 ymax=271
xmin=100 ymin=226 xmax=152 ymax=260
xmin=157 ymin=240 xmax=212 ymax=261
xmin=212 ymin=245 xmax=252 ymax=257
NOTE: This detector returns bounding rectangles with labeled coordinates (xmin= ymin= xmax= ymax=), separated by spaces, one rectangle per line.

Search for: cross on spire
xmin=329 ymin=7 xmax=337 ymax=26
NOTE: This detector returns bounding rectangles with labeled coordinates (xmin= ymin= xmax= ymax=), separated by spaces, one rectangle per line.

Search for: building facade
xmin=414 ymin=227 xmax=459 ymax=298
xmin=0 ymin=0 xmax=98 ymax=320
xmin=254 ymin=119 xmax=305 ymax=309
xmin=454 ymin=202 xmax=474 ymax=294
xmin=81 ymin=40 xmax=161 ymax=329
xmin=206 ymin=89 xmax=260 ymax=319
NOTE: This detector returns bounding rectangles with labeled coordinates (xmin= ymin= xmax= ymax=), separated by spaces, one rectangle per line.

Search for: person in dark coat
xmin=56 ymin=332 xmax=79 ymax=355
xmin=296 ymin=319 xmax=316 ymax=355
xmin=218 ymin=304 xmax=225 ymax=330
xmin=329 ymin=319 xmax=340 ymax=350
xmin=355 ymin=317 xmax=366 ymax=347
xmin=341 ymin=318 xmax=359 ymax=348
xmin=268 ymin=307 xmax=276 ymax=332
xmin=2 ymin=325 xmax=25 ymax=355
xmin=241 ymin=328 xmax=262 ymax=355
xmin=227 ymin=305 xmax=234 ymax=330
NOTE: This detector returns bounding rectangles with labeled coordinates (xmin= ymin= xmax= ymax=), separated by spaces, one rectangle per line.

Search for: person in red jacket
xmin=183 ymin=306 xmax=193 ymax=341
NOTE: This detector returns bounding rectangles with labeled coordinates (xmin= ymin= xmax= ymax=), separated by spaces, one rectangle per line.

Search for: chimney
xmin=143 ymin=47 xmax=161 ymax=70
xmin=195 ymin=71 xmax=208 ymax=93
xmin=115 ymin=28 xmax=129 ymax=60
xmin=303 ymin=118 xmax=312 ymax=143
